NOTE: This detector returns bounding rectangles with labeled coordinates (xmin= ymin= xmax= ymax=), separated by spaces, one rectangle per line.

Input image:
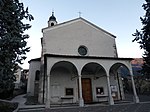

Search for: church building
xmin=27 ymin=12 xmax=139 ymax=108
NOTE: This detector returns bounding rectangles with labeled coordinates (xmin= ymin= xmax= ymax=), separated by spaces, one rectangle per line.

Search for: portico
xmin=44 ymin=54 xmax=139 ymax=108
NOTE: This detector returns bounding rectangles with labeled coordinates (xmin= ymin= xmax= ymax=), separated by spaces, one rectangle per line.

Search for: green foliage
xmin=0 ymin=0 xmax=33 ymax=98
xmin=0 ymin=100 xmax=18 ymax=112
xmin=133 ymin=0 xmax=150 ymax=79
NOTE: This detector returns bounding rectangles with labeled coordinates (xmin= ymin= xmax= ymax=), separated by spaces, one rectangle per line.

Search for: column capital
xmin=78 ymin=74 xmax=82 ymax=77
xmin=106 ymin=74 xmax=110 ymax=77
xmin=47 ymin=74 xmax=50 ymax=77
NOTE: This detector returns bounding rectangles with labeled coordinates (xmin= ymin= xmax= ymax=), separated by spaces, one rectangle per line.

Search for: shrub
xmin=0 ymin=100 xmax=18 ymax=112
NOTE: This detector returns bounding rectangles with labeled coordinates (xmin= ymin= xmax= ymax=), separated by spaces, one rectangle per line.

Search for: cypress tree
xmin=0 ymin=0 xmax=33 ymax=98
xmin=133 ymin=0 xmax=150 ymax=79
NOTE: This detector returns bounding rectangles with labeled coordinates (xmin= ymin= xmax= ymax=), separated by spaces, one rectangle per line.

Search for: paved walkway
xmin=45 ymin=102 xmax=150 ymax=112
xmin=11 ymin=94 xmax=26 ymax=112
xmin=11 ymin=94 xmax=45 ymax=112
xmin=15 ymin=102 xmax=150 ymax=112
xmin=11 ymin=94 xmax=150 ymax=112
xmin=11 ymin=94 xmax=26 ymax=106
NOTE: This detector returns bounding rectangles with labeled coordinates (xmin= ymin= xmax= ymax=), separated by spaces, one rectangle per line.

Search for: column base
xmin=45 ymin=101 xmax=50 ymax=108
xmin=45 ymin=105 xmax=50 ymax=109
xmin=133 ymin=96 xmax=140 ymax=103
xmin=109 ymin=97 xmax=114 ymax=105
xmin=79 ymin=98 xmax=84 ymax=107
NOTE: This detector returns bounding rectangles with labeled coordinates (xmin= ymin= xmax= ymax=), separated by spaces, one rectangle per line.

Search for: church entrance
xmin=82 ymin=78 xmax=92 ymax=103
xmin=81 ymin=62 xmax=107 ymax=104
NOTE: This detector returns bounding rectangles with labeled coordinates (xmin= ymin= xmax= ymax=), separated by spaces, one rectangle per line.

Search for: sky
xmin=21 ymin=0 xmax=145 ymax=69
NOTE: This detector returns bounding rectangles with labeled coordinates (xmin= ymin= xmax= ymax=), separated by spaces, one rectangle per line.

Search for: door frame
xmin=81 ymin=78 xmax=93 ymax=103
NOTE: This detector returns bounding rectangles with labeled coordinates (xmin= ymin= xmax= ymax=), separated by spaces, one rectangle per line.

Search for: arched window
xmin=51 ymin=22 xmax=54 ymax=26
xmin=35 ymin=70 xmax=40 ymax=81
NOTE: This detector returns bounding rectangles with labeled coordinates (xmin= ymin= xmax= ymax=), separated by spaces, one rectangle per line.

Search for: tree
xmin=133 ymin=0 xmax=150 ymax=79
xmin=0 ymin=0 xmax=33 ymax=98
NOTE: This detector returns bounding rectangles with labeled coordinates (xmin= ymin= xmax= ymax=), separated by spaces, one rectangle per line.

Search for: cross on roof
xmin=78 ymin=11 xmax=82 ymax=17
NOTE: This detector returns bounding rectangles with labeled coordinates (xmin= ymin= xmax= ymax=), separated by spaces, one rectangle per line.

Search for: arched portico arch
xmin=109 ymin=63 xmax=139 ymax=103
xmin=109 ymin=63 xmax=129 ymax=101
xmin=110 ymin=63 xmax=130 ymax=73
xmin=49 ymin=61 xmax=78 ymax=104
xmin=50 ymin=61 xmax=78 ymax=79
xmin=81 ymin=62 xmax=107 ymax=77
xmin=81 ymin=62 xmax=109 ymax=104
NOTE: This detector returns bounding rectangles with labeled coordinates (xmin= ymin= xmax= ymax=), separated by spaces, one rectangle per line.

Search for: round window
xmin=78 ymin=45 xmax=88 ymax=56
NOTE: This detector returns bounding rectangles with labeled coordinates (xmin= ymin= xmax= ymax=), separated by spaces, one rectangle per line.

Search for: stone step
xmin=18 ymin=108 xmax=44 ymax=112
xmin=18 ymin=105 xmax=45 ymax=112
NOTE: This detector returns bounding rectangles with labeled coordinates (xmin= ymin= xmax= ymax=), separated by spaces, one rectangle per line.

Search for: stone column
xmin=106 ymin=75 xmax=114 ymax=105
xmin=45 ymin=74 xmax=50 ymax=108
xmin=116 ymin=72 xmax=124 ymax=100
xmin=129 ymin=67 xmax=139 ymax=103
xmin=118 ymin=73 xmax=125 ymax=100
xmin=78 ymin=74 xmax=84 ymax=107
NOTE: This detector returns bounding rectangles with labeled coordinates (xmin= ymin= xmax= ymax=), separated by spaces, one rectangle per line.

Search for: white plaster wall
xmin=110 ymin=73 xmax=124 ymax=100
xmin=14 ymin=68 xmax=22 ymax=83
xmin=27 ymin=61 xmax=41 ymax=96
xmin=50 ymin=69 xmax=78 ymax=104
xmin=14 ymin=68 xmax=22 ymax=89
xmin=43 ymin=19 xmax=117 ymax=57
xmin=92 ymin=76 xmax=108 ymax=102
xmin=110 ymin=75 xmax=117 ymax=86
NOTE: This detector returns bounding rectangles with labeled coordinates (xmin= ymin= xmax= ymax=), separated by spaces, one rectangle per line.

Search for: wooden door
xmin=82 ymin=78 xmax=92 ymax=103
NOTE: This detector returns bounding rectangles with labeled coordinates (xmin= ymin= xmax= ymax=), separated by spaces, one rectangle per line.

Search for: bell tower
xmin=48 ymin=12 xmax=57 ymax=27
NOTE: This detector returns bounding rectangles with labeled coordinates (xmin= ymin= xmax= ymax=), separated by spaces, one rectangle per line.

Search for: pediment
xmin=42 ymin=17 xmax=116 ymax=38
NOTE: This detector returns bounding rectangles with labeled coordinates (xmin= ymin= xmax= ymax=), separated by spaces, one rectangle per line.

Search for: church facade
xmin=27 ymin=12 xmax=139 ymax=108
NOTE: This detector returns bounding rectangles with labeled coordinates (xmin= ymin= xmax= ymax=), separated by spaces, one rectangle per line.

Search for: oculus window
xmin=78 ymin=45 xmax=88 ymax=56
